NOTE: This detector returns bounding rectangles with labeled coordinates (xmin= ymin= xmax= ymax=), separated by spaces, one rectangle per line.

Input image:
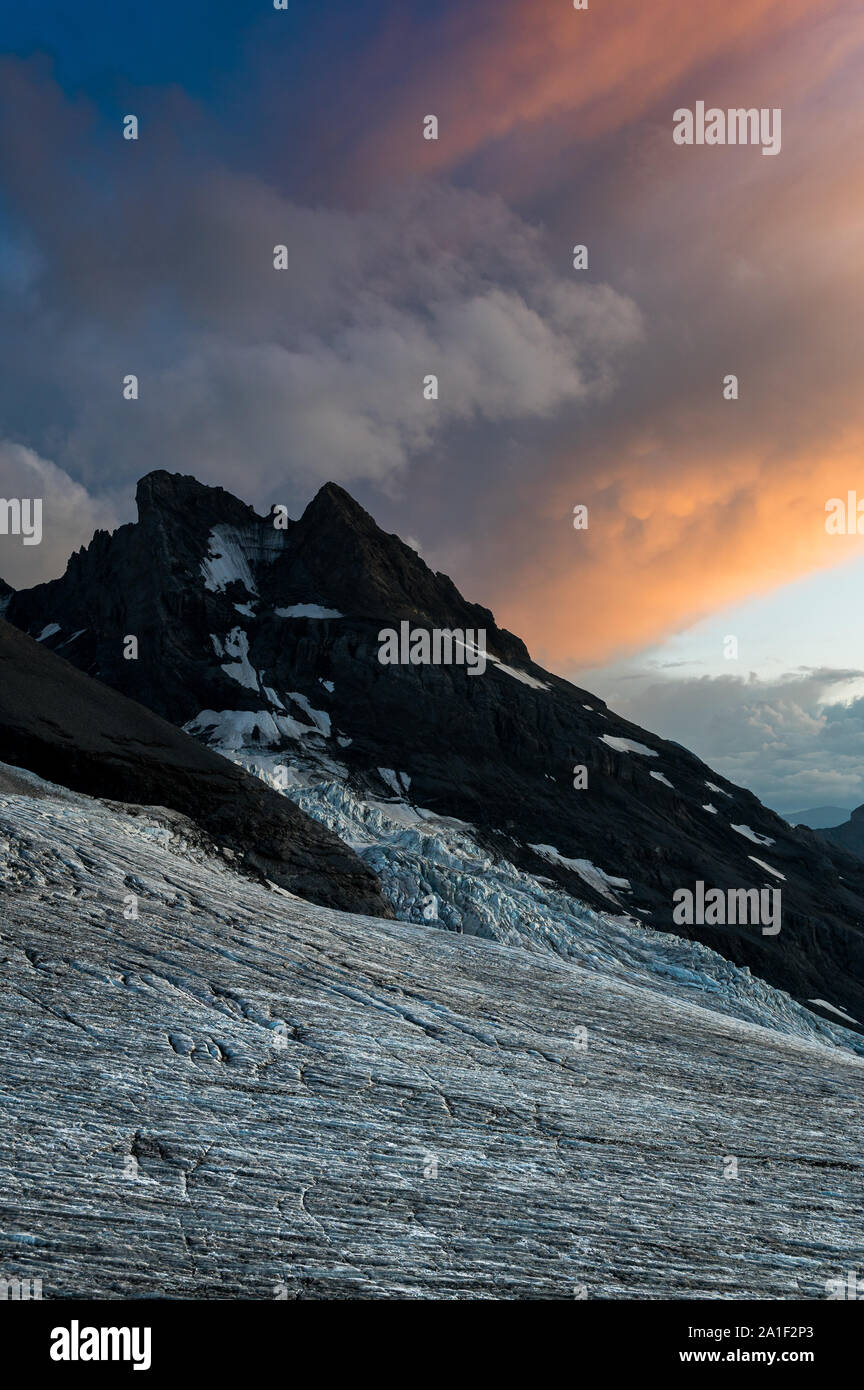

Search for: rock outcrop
xmin=0 ymin=619 xmax=390 ymax=916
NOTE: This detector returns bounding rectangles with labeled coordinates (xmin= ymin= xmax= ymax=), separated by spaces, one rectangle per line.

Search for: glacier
xmin=2 ymin=761 xmax=864 ymax=1299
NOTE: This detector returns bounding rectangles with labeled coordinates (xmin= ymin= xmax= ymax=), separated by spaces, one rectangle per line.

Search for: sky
xmin=0 ymin=0 xmax=863 ymax=814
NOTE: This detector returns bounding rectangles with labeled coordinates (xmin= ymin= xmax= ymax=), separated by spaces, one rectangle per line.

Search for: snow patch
xmin=529 ymin=843 xmax=631 ymax=903
xmin=732 ymin=823 xmax=775 ymax=847
xmin=201 ymin=527 xmax=258 ymax=596
xmin=218 ymin=629 xmax=260 ymax=692
xmin=275 ymin=603 xmax=344 ymax=619
xmin=489 ymin=657 xmax=549 ymax=691
xmin=748 ymin=855 xmax=786 ymax=881
xmin=184 ymin=708 xmax=318 ymax=749
xmin=809 ymin=999 xmax=859 ymax=1026
xmin=288 ymin=692 xmax=331 ymax=737
xmin=600 ymin=735 xmax=658 ymax=757
xmin=378 ymin=768 xmax=408 ymax=798
xmin=36 ymin=623 xmax=60 ymax=642
xmin=702 ymin=804 xmax=718 ymax=814
xmin=650 ymin=771 xmax=674 ymax=788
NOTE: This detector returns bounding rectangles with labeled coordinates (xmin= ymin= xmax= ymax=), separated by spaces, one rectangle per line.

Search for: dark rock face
xmin=7 ymin=469 xmax=864 ymax=1021
xmin=817 ymin=806 xmax=864 ymax=860
xmin=0 ymin=619 xmax=391 ymax=917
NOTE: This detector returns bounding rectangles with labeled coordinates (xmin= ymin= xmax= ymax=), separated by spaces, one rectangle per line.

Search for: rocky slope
xmin=0 ymin=619 xmax=389 ymax=916
xmin=5 ymin=470 xmax=864 ymax=1024
xmin=2 ymin=765 xmax=863 ymax=1300
xmin=817 ymin=805 xmax=864 ymax=861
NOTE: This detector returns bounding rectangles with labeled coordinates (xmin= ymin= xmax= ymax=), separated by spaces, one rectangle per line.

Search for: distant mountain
xmin=0 ymin=617 xmax=390 ymax=916
xmin=786 ymin=806 xmax=853 ymax=830
xmin=6 ymin=469 xmax=864 ymax=1024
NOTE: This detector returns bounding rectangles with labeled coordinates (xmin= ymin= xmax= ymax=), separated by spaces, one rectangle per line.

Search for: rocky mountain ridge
xmin=5 ymin=470 xmax=864 ymax=1025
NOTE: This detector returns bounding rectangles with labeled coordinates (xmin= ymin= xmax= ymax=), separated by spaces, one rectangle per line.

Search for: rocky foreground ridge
xmin=0 ymin=618 xmax=389 ymax=916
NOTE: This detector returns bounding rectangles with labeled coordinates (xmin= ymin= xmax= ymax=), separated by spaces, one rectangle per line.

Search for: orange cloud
xmin=346 ymin=0 xmax=849 ymax=191
xmin=493 ymin=434 xmax=864 ymax=668
xmin=384 ymin=0 xmax=864 ymax=670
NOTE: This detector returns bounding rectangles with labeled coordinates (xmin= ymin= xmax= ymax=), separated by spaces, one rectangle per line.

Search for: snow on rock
xmin=36 ymin=623 xmax=60 ymax=642
xmin=488 ymin=656 xmax=549 ymax=691
xmin=184 ymin=708 xmax=311 ymax=749
xmin=215 ymin=628 xmax=261 ymax=692
xmin=200 ymin=523 xmax=283 ymax=596
xmin=809 ymin=999 xmax=860 ymax=1025
xmin=650 ymin=771 xmax=674 ymax=788
xmin=453 ymin=637 xmax=550 ymax=690
xmin=705 ymin=780 xmax=733 ymax=798
xmin=702 ymin=804 xmax=718 ymax=814
xmin=749 ymin=855 xmax=786 ymax=881
xmin=288 ymin=692 xmax=331 ymax=737
xmin=528 ymin=843 xmax=631 ymax=903
xmin=275 ymin=604 xmax=344 ymax=619
xmin=732 ymin=823 xmax=775 ymax=847
xmin=201 ymin=526 xmax=259 ymax=595
xmin=600 ymin=734 xmax=658 ymax=757
xmin=377 ymin=767 xmax=411 ymax=800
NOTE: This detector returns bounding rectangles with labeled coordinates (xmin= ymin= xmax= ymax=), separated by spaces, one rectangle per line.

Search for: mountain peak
xmin=300 ymin=481 xmax=379 ymax=535
xmin=136 ymin=470 xmax=258 ymax=529
xmin=7 ymin=467 xmax=864 ymax=1024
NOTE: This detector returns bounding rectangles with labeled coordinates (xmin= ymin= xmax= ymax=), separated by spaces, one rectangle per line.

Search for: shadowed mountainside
xmin=0 ymin=619 xmax=390 ymax=916
xmin=5 ymin=470 xmax=864 ymax=1024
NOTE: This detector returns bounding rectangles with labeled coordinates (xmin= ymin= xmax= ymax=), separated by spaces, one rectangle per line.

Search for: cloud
xmin=2 ymin=7 xmax=864 ymax=683
xmin=0 ymin=64 xmax=640 ymax=514
xmin=333 ymin=0 xmax=851 ymax=195
xmin=0 ymin=442 xmax=119 ymax=588
xmin=584 ymin=664 xmax=864 ymax=814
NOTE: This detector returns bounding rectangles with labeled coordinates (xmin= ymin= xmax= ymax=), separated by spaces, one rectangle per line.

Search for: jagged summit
xmin=7 ymin=468 xmax=864 ymax=1024
xmin=300 ymin=479 xmax=378 ymax=530
xmin=135 ymin=470 xmax=263 ymax=536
